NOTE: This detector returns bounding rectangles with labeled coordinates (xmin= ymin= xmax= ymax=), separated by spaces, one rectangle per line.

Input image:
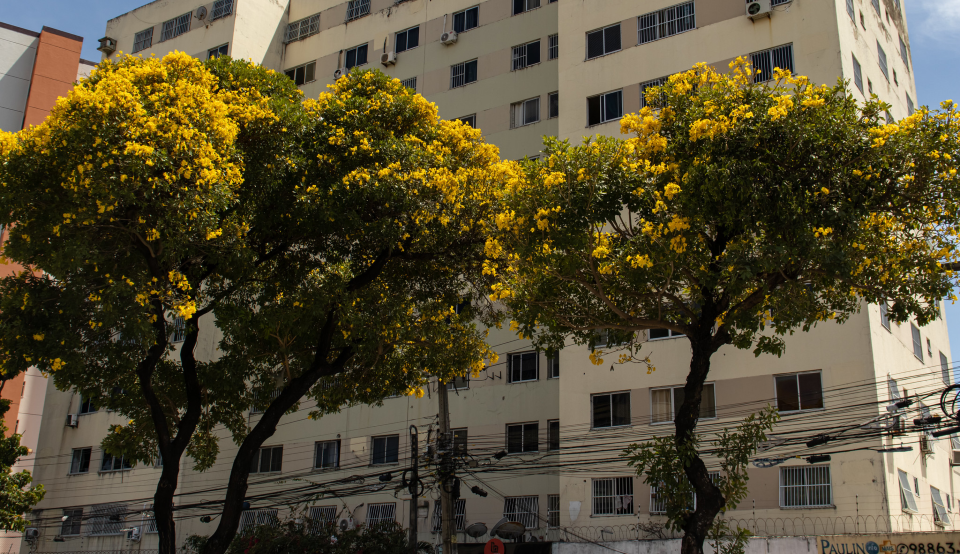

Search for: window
xmin=877 ymin=41 xmax=889 ymax=81
xmin=160 ymin=13 xmax=191 ymax=42
xmin=511 ymin=97 xmax=540 ymax=128
xmin=846 ymin=0 xmax=854 ymax=20
xmin=587 ymin=90 xmax=622 ymax=126
xmin=911 ymin=324 xmax=923 ymax=360
xmin=548 ymin=494 xmax=560 ymax=527
xmin=586 ymin=24 xmax=621 ymax=60
xmin=171 ymin=315 xmax=186 ymax=343
xmin=512 ymin=40 xmax=541 ymax=70
xmin=547 ymin=349 xmax=560 ymax=376
xmin=649 ymin=328 xmax=684 ymax=340
xmin=879 ymin=301 xmax=890 ymax=329
xmin=345 ymin=44 xmax=368 ymax=70
xmin=400 ymin=77 xmax=417 ymax=91
xmin=548 ymin=34 xmax=558 ymax=59
xmin=284 ymin=14 xmax=320 ymax=43
xmin=942 ymin=353 xmax=951 ymax=386
xmin=238 ymin=509 xmax=279 ymax=533
xmin=775 ymin=372 xmax=823 ymax=412
xmin=79 ymin=395 xmax=97 ymax=414
xmin=100 ymin=452 xmax=132 ymax=472
xmin=638 ymin=2 xmax=695 ymax=45
xmin=208 ymin=44 xmax=229 ymax=59
xmin=309 ymin=506 xmax=338 ymax=533
xmin=451 ymin=60 xmax=478 ymax=88
xmin=893 ymin=68 xmax=898 ymax=86
xmin=592 ymin=392 xmax=631 ymax=428
xmin=507 ymin=422 xmax=538 ymax=453
xmin=548 ymin=420 xmax=559 ymax=450
xmin=453 ymin=7 xmax=479 ymax=33
xmin=315 ymin=440 xmax=340 ymax=469
xmin=885 ymin=110 xmax=894 ymax=124
xmin=899 ymin=36 xmax=909 ymax=69
xmin=751 ymin=44 xmax=794 ymax=83
xmin=651 ymin=384 xmax=716 ymax=423
xmin=509 ymin=352 xmax=538 ymax=382
xmin=250 ymin=446 xmax=283 ymax=473
xmin=871 ymin=0 xmax=880 ymax=14
xmin=897 ymin=470 xmax=918 ymax=511
xmin=89 ymin=504 xmax=124 ymax=536
xmin=650 ymin=474 xmax=719 ymax=513
xmin=513 ymin=0 xmax=541 ymax=15
xmin=396 ymin=26 xmax=420 ymax=53
xmin=888 ymin=377 xmax=901 ymax=402
xmin=868 ymin=79 xmax=873 ymax=94
xmin=457 ymin=114 xmax=476 ymax=127
xmin=346 ymin=0 xmax=371 ymax=21
xmin=133 ymin=28 xmax=154 ymax=53
xmin=372 ymin=435 xmax=399 ymax=464
xmin=503 ymin=496 xmax=539 ymax=529
xmin=212 ymin=0 xmax=234 ymax=20
xmin=251 ymin=387 xmax=281 ymax=414
xmin=366 ymin=503 xmax=396 ymax=527
xmin=286 ymin=62 xmax=318 ymax=86
xmin=780 ymin=465 xmax=832 ymax=507
xmin=927 ymin=338 xmax=933 ymax=357
xmin=852 ymin=54 xmax=863 ymax=92
xmin=593 ymin=477 xmax=634 ymax=515
xmin=640 ymin=76 xmax=668 ymax=109
xmin=61 ymin=508 xmax=83 ymax=536
xmin=453 ymin=429 xmax=468 ymax=456
xmin=431 ymin=499 xmax=466 ymax=531
xmin=933 ymin=487 xmax=952 ymax=526
xmin=70 ymin=448 xmax=92 ymax=474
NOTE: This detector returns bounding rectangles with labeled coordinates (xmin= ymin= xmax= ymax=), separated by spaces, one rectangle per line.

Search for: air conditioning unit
xmin=334 ymin=68 xmax=344 ymax=80
xmin=950 ymin=450 xmax=960 ymax=466
xmin=381 ymin=51 xmax=397 ymax=66
xmin=66 ymin=414 xmax=79 ymax=427
xmin=338 ymin=517 xmax=355 ymax=532
xmin=24 ymin=528 xmax=39 ymax=541
xmin=128 ymin=527 xmax=141 ymax=542
xmin=746 ymin=0 xmax=772 ymax=20
xmin=441 ymin=31 xmax=458 ymax=45
xmin=920 ymin=435 xmax=934 ymax=455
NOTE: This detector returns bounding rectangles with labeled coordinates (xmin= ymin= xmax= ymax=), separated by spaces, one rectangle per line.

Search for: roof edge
xmin=0 ymin=21 xmax=40 ymax=38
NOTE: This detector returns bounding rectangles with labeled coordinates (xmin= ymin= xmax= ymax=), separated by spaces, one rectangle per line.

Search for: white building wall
xmin=0 ymin=24 xmax=38 ymax=132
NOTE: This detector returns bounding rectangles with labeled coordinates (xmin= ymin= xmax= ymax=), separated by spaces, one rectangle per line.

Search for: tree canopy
xmin=0 ymin=399 xmax=45 ymax=532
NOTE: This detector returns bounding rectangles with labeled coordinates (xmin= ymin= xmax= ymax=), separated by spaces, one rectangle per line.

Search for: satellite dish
xmin=195 ymin=6 xmax=208 ymax=20
xmin=465 ymin=522 xmax=487 ymax=538
xmin=496 ymin=522 xmax=525 ymax=540
xmin=489 ymin=517 xmax=508 ymax=538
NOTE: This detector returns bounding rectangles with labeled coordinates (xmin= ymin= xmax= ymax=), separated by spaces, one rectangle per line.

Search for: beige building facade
xmin=9 ymin=0 xmax=955 ymax=552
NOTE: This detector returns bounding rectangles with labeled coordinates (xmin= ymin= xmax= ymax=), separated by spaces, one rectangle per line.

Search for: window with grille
xmin=238 ymin=509 xmax=279 ymax=533
xmin=144 ymin=504 xmax=158 ymax=533
xmin=932 ymin=487 xmax=952 ymax=526
xmin=650 ymin=328 xmax=684 ymax=340
xmin=251 ymin=387 xmax=281 ymax=414
xmin=345 ymin=44 xmax=368 ymax=69
xmin=513 ymin=0 xmax=541 ymax=15
xmin=208 ymin=44 xmax=229 ymax=59
xmin=70 ymin=448 xmax=91 ymax=474
xmin=503 ymin=496 xmax=539 ymax=529
xmin=586 ymin=24 xmax=621 ymax=60
xmin=507 ymin=422 xmax=538 ymax=453
xmin=899 ymin=36 xmax=909 ymax=69
xmin=512 ymin=40 xmax=541 ymax=70
xmin=640 ymin=76 xmax=669 ymax=109
xmin=511 ymin=97 xmax=540 ymax=128
xmin=160 ymin=13 xmax=191 ymax=42
xmin=454 ymin=7 xmax=479 ymax=33
xmin=845 ymin=0 xmax=855 ymax=20
xmin=751 ymin=44 xmax=794 ymax=83
xmin=509 ymin=352 xmax=538 ymax=382
xmin=133 ymin=28 xmax=154 ymax=53
xmin=774 ymin=372 xmax=823 ymax=412
xmin=400 ymin=77 xmax=417 ymax=91
xmin=651 ymin=384 xmax=716 ymax=423
xmin=284 ymin=14 xmax=320 ymax=43
xmin=547 ymin=349 xmax=560 ymax=375
xmin=911 ymin=324 xmax=923 ymax=360
xmin=170 ymin=316 xmax=186 ymax=343
xmin=547 ymin=494 xmax=560 ymax=527
xmin=548 ymin=34 xmax=558 ymax=59
xmin=101 ymin=452 xmax=132 ymax=472
xmin=346 ymin=0 xmax=371 ymax=21
xmin=548 ymin=420 xmax=559 ymax=450
xmin=638 ymin=2 xmax=695 ymax=45
xmin=457 ymin=114 xmax=476 ymax=127
xmin=592 ymin=477 xmax=633 ymax=515
xmin=593 ymin=391 xmax=631 ymax=428
xmin=372 ymin=435 xmax=399 ymax=464
xmin=451 ymin=60 xmax=478 ymax=88
xmin=877 ymin=41 xmax=889 ymax=81
xmin=431 ymin=499 xmax=466 ymax=531
xmin=396 ymin=26 xmax=420 ymax=53
xmin=250 ymin=446 xmax=283 ymax=473
xmin=61 ymin=508 xmax=83 ymax=536
xmin=285 ymin=62 xmax=316 ymax=87
xmin=651 ymin=473 xmax=719 ymax=513
xmin=315 ymin=440 xmax=340 ymax=469
xmin=780 ymin=465 xmax=831 ymax=507
xmin=88 ymin=504 xmax=125 ymax=536
xmin=309 ymin=506 xmax=338 ymax=533
xmin=366 ymin=503 xmax=396 ymax=527
xmin=212 ymin=0 xmax=234 ymax=20
xmin=587 ymin=90 xmax=622 ymax=126
xmin=852 ymin=54 xmax=863 ymax=93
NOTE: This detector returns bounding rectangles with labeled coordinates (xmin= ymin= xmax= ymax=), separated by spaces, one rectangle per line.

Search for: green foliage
xmin=0 ymin=399 xmax=45 ymax=531
xmin=708 ymin=519 xmax=751 ymax=554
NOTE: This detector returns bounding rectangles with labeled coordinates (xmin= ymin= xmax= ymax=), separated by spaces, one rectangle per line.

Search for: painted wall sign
xmin=819 ymin=534 xmax=960 ymax=554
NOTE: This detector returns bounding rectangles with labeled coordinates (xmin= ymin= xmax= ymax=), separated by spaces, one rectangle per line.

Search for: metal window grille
xmin=212 ymin=0 xmax=234 ymax=20
xmin=133 ymin=28 xmax=154 ymax=53
xmin=846 ymin=0 xmax=855 ymax=19
xmin=503 ymin=496 xmax=539 ymax=529
xmin=512 ymin=41 xmax=541 ymax=70
xmin=160 ymin=13 xmax=190 ymax=42
xmin=366 ymin=503 xmax=396 ymax=528
xmin=61 ymin=508 xmax=83 ymax=536
xmin=593 ymin=477 xmax=634 ymax=515
xmin=751 ymin=44 xmax=794 ymax=83
xmin=431 ymin=499 xmax=466 ymax=531
xmin=511 ymin=98 xmax=540 ymax=128
xmin=170 ymin=316 xmax=186 ymax=343
xmin=88 ymin=504 xmax=125 ymax=536
xmin=852 ymin=55 xmax=863 ymax=92
xmin=650 ymin=483 xmax=667 ymax=514
xmin=346 ymin=0 xmax=371 ymax=21
xmin=877 ymin=42 xmax=889 ymax=81
xmin=932 ymin=488 xmax=952 ymax=525
xmin=400 ymin=77 xmax=417 ymax=91
xmin=638 ymin=2 xmax=695 ymax=45
xmin=238 ymin=509 xmax=279 ymax=533
xmin=639 ymin=76 xmax=668 ymax=109
xmin=251 ymin=388 xmax=281 ymax=414
xmin=548 ymin=34 xmax=558 ymax=59
xmin=284 ymin=14 xmax=321 ymax=43
xmin=450 ymin=60 xmax=477 ymax=88
xmin=780 ymin=465 xmax=831 ymax=508
xmin=309 ymin=506 xmax=338 ymax=533
xmin=143 ymin=504 xmax=158 ymax=534
xmin=547 ymin=495 xmax=560 ymax=527
xmin=912 ymin=324 xmax=923 ymax=360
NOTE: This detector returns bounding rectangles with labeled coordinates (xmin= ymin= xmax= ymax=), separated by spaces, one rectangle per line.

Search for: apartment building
xmin=9 ymin=0 xmax=953 ymax=552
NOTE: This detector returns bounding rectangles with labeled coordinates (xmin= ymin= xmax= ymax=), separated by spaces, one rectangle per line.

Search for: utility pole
xmin=409 ymin=425 xmax=419 ymax=554
xmin=437 ymin=380 xmax=455 ymax=554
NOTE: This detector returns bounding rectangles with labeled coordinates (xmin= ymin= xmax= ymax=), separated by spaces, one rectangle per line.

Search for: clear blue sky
xmin=3 ymin=0 xmax=959 ymax=361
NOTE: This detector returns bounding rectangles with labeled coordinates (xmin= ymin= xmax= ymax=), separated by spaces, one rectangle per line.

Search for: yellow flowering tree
xmin=486 ymin=60 xmax=960 ymax=554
